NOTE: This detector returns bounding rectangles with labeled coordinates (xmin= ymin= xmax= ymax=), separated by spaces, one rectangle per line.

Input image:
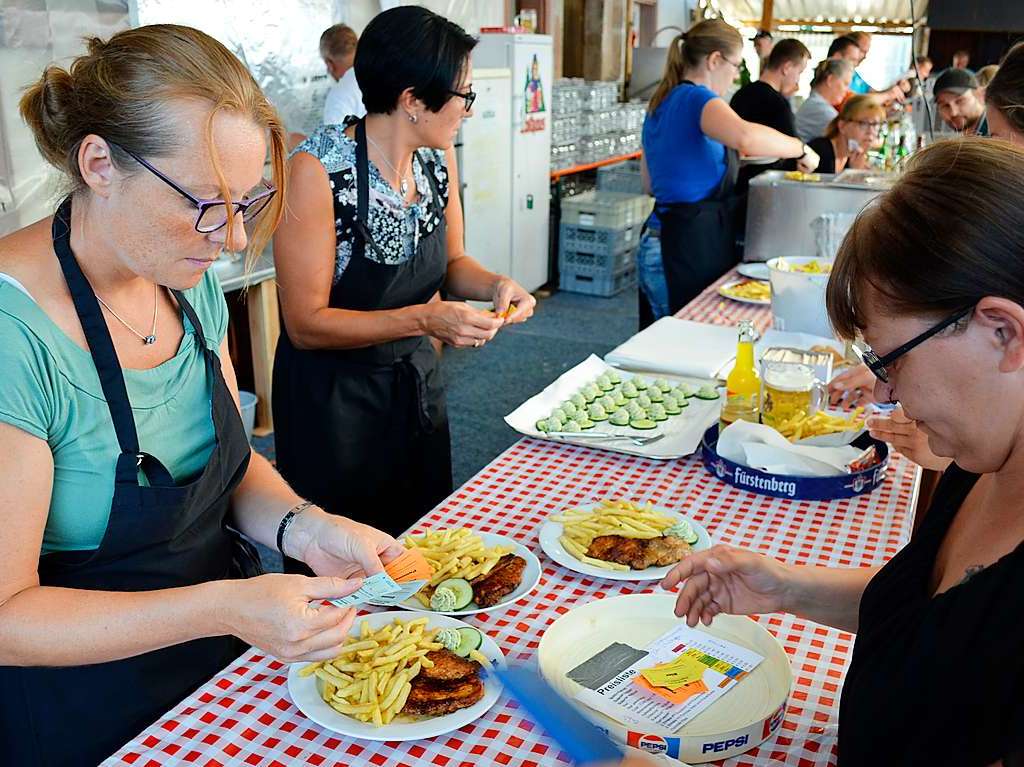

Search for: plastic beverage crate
xmin=559 ymin=246 xmax=634 ymax=274
xmin=559 ymin=262 xmax=637 ymax=297
xmin=597 ymin=160 xmax=644 ymax=194
xmin=560 ymin=191 xmax=653 ymax=229
xmin=559 ymin=222 xmax=640 ymax=256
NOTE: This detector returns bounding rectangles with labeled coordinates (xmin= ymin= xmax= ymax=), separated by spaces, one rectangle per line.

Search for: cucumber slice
xmin=684 ymin=530 xmax=699 ymax=545
xmin=578 ymin=418 xmax=596 ymax=430
xmin=630 ymin=418 xmax=657 ymax=430
xmin=663 ymin=402 xmax=682 ymax=416
xmin=435 ymin=578 xmax=473 ymax=610
xmin=695 ymin=385 xmax=720 ymax=400
xmin=454 ymin=627 xmax=483 ymax=658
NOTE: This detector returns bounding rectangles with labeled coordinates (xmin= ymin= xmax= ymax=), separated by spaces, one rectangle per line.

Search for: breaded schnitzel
xmin=471 ymin=554 xmax=526 ymax=608
xmin=585 ymin=534 xmax=691 ymax=570
xmin=403 ymin=649 xmax=484 ymax=716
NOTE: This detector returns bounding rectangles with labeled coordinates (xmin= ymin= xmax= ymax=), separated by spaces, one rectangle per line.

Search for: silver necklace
xmin=96 ymin=282 xmax=159 ymax=345
xmin=366 ymin=133 xmax=413 ymax=198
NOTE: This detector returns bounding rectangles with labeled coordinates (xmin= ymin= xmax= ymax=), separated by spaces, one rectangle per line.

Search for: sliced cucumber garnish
xmin=630 ymin=418 xmax=657 ymax=430
xmin=695 ymin=385 xmax=720 ymax=400
xmin=435 ymin=577 xmax=473 ymax=610
xmin=453 ymin=627 xmax=483 ymax=658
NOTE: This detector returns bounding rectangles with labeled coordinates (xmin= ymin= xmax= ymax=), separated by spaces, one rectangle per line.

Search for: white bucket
xmin=767 ymin=257 xmax=834 ymax=338
xmin=239 ymin=391 xmax=258 ymax=443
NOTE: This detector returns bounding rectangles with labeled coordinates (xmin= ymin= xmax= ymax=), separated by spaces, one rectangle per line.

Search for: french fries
xmin=552 ymin=499 xmax=678 ymax=571
xmin=402 ymin=528 xmax=515 ymax=608
xmin=773 ymin=407 xmax=865 ymax=442
xmin=721 ymin=280 xmax=771 ymax=302
xmin=300 ymin=617 xmax=442 ymax=726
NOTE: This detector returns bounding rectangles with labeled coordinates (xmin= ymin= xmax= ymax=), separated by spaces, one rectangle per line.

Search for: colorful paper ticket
xmin=327 ymin=571 xmax=427 ymax=608
xmin=573 ymin=624 xmax=764 ymax=732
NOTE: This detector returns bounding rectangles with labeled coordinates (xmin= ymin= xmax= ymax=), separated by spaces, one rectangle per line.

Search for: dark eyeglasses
xmin=109 ymin=142 xmax=277 ymax=233
xmin=447 ymin=88 xmax=477 ymax=112
xmin=853 ymin=306 xmax=974 ymax=383
xmin=852 ymin=120 xmax=884 ymax=130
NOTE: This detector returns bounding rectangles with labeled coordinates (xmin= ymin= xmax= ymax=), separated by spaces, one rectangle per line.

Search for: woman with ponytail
xmin=639 ymin=19 xmax=818 ymax=318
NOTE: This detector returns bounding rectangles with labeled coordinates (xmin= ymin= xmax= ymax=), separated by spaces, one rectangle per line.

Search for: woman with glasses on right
xmin=805 ymin=94 xmax=883 ymax=174
xmin=639 ymin=19 xmax=818 ymax=324
xmin=661 ymin=139 xmax=1024 ymax=766
xmin=272 ymin=7 xmax=536 ymax=551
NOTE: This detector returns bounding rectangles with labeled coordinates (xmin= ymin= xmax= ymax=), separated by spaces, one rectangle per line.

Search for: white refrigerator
xmin=472 ymin=33 xmax=553 ymax=293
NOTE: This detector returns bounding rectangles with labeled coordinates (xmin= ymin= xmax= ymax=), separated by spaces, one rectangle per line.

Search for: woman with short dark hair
xmin=272 ymin=7 xmax=536 ymax=554
xmin=662 ymin=138 xmax=1024 ymax=766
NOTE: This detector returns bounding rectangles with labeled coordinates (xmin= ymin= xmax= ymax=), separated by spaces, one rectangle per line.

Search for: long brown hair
xmin=826 ymin=138 xmax=1024 ymax=339
xmin=19 ymin=24 xmax=286 ymax=268
xmin=824 ymin=94 xmax=885 ymax=139
xmin=987 ymin=42 xmax=1024 ymax=135
xmin=648 ymin=19 xmax=742 ymax=113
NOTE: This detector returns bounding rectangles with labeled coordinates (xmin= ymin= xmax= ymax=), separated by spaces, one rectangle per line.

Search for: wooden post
xmin=759 ymin=0 xmax=774 ymax=31
xmin=583 ymin=0 xmax=627 ymax=82
xmin=247 ymin=280 xmax=280 ymax=436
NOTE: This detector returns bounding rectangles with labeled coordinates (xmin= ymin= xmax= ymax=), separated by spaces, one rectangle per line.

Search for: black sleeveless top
xmin=838 ymin=464 xmax=1024 ymax=765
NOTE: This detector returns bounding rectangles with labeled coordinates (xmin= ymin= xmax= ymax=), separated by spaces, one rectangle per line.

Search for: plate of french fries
xmin=288 ymin=612 xmax=505 ymax=741
xmin=718 ymin=279 xmax=771 ymax=305
xmin=538 ymin=499 xmax=711 ymax=582
xmin=773 ymin=407 xmax=867 ymax=447
xmin=372 ymin=528 xmax=541 ymax=615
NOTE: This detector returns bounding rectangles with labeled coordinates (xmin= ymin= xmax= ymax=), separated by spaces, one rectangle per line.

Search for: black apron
xmin=273 ymin=120 xmax=452 ymax=557
xmin=656 ymin=82 xmax=741 ymax=315
xmin=0 ymin=197 xmax=258 ymax=767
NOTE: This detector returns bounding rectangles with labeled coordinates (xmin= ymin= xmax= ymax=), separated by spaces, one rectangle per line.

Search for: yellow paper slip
xmin=640 ymin=653 xmax=707 ymax=690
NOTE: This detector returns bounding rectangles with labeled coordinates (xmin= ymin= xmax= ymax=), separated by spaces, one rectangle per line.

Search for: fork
xmin=547 ymin=431 xmax=666 ymax=447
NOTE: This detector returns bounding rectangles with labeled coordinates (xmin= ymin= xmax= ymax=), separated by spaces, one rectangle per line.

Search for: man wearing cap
xmin=753 ymin=30 xmax=773 ymax=75
xmin=934 ymin=68 xmax=987 ymax=135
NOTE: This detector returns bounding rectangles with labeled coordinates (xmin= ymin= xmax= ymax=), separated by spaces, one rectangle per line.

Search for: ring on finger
xmin=474 ymin=339 xmax=482 ymax=348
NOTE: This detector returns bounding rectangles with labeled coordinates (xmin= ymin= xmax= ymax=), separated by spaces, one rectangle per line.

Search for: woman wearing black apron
xmin=272 ymin=7 xmax=536 ymax=556
xmin=640 ymin=20 xmax=818 ymax=316
xmin=0 ymin=27 xmax=401 ymax=765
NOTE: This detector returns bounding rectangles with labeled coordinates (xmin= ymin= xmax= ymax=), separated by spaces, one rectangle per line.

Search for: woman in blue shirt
xmin=640 ymin=19 xmax=818 ymax=318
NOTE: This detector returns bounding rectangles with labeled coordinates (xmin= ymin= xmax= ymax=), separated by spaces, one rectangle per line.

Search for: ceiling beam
xmin=759 ymin=0 xmax=774 ymax=32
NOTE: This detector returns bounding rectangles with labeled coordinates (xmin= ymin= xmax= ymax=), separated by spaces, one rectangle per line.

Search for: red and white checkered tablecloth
xmin=107 ymin=272 xmax=920 ymax=767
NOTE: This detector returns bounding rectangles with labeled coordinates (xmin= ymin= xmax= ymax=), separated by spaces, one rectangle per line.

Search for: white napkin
xmin=604 ymin=318 xmax=738 ymax=378
xmin=717 ymin=420 xmax=861 ymax=477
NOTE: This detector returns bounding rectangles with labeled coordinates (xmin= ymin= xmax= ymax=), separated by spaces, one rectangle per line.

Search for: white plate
xmin=537 ymin=594 xmax=792 ymax=764
xmin=538 ymin=502 xmax=711 ymax=582
xmin=736 ymin=262 xmax=770 ymax=281
xmin=373 ymin=533 xmax=541 ymax=616
xmin=287 ymin=611 xmax=506 ymax=742
xmin=717 ymin=279 xmax=771 ymax=305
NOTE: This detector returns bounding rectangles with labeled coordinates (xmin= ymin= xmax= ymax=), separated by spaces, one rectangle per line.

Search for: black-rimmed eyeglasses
xmin=448 ymin=88 xmax=477 ymax=112
xmin=853 ymin=305 xmax=974 ymax=383
xmin=109 ymin=142 xmax=277 ymax=234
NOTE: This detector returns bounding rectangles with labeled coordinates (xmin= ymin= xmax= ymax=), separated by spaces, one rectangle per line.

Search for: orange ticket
xmin=384 ymin=548 xmax=432 ymax=583
xmin=634 ymin=675 xmax=710 ymax=705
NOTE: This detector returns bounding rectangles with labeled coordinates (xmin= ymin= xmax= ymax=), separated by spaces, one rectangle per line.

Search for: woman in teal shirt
xmin=0 ymin=26 xmax=401 ymax=766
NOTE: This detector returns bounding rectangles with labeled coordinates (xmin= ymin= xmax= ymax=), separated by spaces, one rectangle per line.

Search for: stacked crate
xmin=596 ymin=158 xmax=644 ymax=194
xmin=559 ymin=190 xmax=654 ymax=297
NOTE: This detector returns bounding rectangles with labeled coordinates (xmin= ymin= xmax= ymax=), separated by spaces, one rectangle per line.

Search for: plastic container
xmin=766 ymin=256 xmax=834 ymax=338
xmin=239 ymin=390 xmax=257 ymax=443
xmin=560 ymin=222 xmax=640 ymax=256
xmin=559 ymin=262 xmax=637 ymax=297
xmin=559 ymin=246 xmax=634 ymax=275
xmin=560 ymin=191 xmax=653 ymax=229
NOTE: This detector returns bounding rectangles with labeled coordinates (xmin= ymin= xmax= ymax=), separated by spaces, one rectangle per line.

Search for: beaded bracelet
xmin=276 ymin=501 xmax=314 ymax=556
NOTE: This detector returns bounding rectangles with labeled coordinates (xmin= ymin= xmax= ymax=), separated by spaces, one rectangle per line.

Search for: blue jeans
xmin=636 ymin=226 xmax=669 ymax=322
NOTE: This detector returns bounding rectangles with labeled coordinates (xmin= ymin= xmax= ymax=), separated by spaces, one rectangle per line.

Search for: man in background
xmin=753 ymin=29 xmax=773 ymax=75
xmin=952 ymin=49 xmax=972 ymax=73
xmin=934 ymin=68 xmax=987 ymax=135
xmin=321 ymin=23 xmax=364 ymax=124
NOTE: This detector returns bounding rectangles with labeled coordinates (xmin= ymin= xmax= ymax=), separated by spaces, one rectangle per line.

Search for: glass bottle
xmin=720 ymin=320 xmax=761 ymax=431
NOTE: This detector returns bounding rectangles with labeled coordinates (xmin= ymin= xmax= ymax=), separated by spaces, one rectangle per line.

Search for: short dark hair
xmin=915 ymin=55 xmax=933 ymax=66
xmin=828 ymin=36 xmax=859 ymax=58
xmin=320 ymin=24 xmax=357 ymax=61
xmin=355 ymin=6 xmax=477 ymax=115
xmin=826 ymin=138 xmax=1024 ymax=339
xmin=953 ymin=48 xmax=970 ymax=58
xmin=766 ymin=38 xmax=811 ymax=70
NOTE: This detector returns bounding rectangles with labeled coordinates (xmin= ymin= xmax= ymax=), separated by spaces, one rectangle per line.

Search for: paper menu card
xmin=572 ymin=623 xmax=764 ymax=733
xmin=327 ymin=549 xmax=431 ymax=608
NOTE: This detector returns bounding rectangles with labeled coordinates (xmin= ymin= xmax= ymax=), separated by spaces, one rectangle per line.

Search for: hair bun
xmin=20 ymin=64 xmax=77 ymax=170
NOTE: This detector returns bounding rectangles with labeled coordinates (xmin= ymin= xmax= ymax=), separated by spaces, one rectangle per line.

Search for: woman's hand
xmin=220 ymin=574 xmax=362 ymax=663
xmin=867 ymin=405 xmax=952 ymax=471
xmin=798 ymin=144 xmax=820 ymax=173
xmin=288 ymin=508 xmax=406 ymax=579
xmin=828 ymin=363 xmax=877 ymax=407
xmin=848 ymin=145 xmax=870 ymax=170
xmin=422 ymin=301 xmax=503 ymax=348
xmin=660 ymin=545 xmax=794 ymax=627
xmin=491 ymin=277 xmax=536 ymax=325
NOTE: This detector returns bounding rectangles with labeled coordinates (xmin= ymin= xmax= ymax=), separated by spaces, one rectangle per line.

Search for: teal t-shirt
xmin=0 ymin=269 xmax=229 ymax=553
